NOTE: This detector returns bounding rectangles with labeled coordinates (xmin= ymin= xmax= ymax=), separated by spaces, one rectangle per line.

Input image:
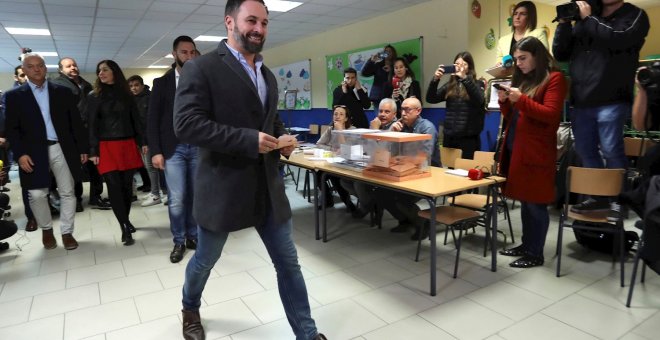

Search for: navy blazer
xmin=147 ymin=67 xmax=179 ymax=160
xmin=4 ymin=82 xmax=88 ymax=189
xmin=174 ymin=41 xmax=290 ymax=233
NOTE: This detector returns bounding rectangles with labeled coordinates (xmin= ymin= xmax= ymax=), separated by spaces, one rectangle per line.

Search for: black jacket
xmin=86 ymin=88 xmax=143 ymax=157
xmin=148 ymin=68 xmax=179 ymax=159
xmin=134 ymin=86 xmax=151 ymax=143
xmin=553 ymin=3 xmax=649 ymax=108
xmin=50 ymin=74 xmax=92 ymax=125
xmin=383 ymin=79 xmax=422 ymax=117
xmin=332 ymin=85 xmax=371 ymax=128
xmin=426 ymin=76 xmax=485 ymax=137
xmin=361 ymin=59 xmax=391 ymax=103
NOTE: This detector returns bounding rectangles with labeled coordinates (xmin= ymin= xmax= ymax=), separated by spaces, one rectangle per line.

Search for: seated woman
xmin=383 ymin=58 xmax=421 ymax=117
xmin=316 ymin=105 xmax=356 ymax=211
xmin=426 ymin=51 xmax=485 ymax=159
xmin=497 ymin=36 xmax=567 ymax=268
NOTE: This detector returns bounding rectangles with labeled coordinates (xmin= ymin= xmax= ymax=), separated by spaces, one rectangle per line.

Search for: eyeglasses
xmin=400 ymin=106 xmax=419 ymax=113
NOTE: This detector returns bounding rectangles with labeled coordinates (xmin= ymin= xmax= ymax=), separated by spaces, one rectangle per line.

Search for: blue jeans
xmin=571 ymin=103 xmax=629 ymax=169
xmin=520 ymin=202 xmax=550 ymax=257
xmin=182 ymin=213 xmax=319 ymax=340
xmin=164 ymin=144 xmax=198 ymax=245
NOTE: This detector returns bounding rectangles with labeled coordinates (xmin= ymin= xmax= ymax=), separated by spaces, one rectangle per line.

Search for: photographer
xmin=632 ymin=65 xmax=660 ymax=131
xmin=553 ymin=0 xmax=649 ymax=217
xmin=361 ymin=45 xmax=397 ymax=108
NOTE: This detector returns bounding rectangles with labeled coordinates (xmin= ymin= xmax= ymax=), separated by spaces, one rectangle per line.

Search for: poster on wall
xmin=325 ymin=37 xmax=423 ymax=109
xmin=272 ymin=59 xmax=311 ymax=110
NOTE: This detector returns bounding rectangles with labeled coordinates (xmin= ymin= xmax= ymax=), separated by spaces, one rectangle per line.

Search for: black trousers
xmin=443 ymin=134 xmax=481 ymax=160
xmin=102 ymin=170 xmax=134 ymax=225
xmin=75 ymin=160 xmax=104 ymax=201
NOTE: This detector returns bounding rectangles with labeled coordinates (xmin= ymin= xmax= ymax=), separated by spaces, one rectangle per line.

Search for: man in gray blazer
xmin=173 ymin=1 xmax=326 ymax=340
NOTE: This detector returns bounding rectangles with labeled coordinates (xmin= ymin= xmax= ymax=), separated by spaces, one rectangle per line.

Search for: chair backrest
xmin=440 ymin=147 xmax=462 ymax=169
xmin=309 ymin=124 xmax=319 ymax=135
xmin=624 ymin=137 xmax=657 ymax=157
xmin=567 ymin=166 xmax=625 ymax=196
xmin=474 ymin=151 xmax=495 ymax=162
xmin=454 ymin=158 xmax=494 ymax=172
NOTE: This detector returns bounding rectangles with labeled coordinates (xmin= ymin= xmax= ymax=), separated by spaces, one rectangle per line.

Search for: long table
xmin=281 ymin=153 xmax=506 ymax=296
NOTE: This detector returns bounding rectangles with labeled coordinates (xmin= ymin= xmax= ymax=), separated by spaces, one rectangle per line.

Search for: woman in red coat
xmin=496 ymin=36 xmax=567 ymax=268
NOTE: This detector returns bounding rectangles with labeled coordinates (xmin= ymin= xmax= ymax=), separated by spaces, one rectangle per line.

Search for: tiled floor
xmin=1 ymin=167 xmax=659 ymax=340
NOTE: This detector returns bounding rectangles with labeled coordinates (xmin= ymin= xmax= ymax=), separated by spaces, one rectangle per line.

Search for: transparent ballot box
xmin=361 ymin=131 xmax=432 ymax=181
xmin=328 ymin=129 xmax=381 ymax=171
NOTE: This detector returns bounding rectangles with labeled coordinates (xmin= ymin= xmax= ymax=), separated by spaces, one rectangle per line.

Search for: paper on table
xmin=276 ymin=134 xmax=298 ymax=149
xmin=445 ymin=169 xmax=469 ymax=177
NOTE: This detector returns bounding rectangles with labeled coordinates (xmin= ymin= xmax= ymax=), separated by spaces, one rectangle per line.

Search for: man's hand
xmin=90 ymin=156 xmax=99 ymax=165
xmin=280 ymin=145 xmax=295 ymax=157
xmin=152 ymin=154 xmax=165 ymax=170
xmin=576 ymin=1 xmax=591 ymax=19
xmin=18 ymin=155 xmax=34 ymax=173
xmin=370 ymin=117 xmax=382 ymax=130
xmin=341 ymin=81 xmax=348 ymax=93
xmin=259 ymin=132 xmax=278 ymax=154
xmin=391 ymin=121 xmax=404 ymax=132
xmin=80 ymin=154 xmax=88 ymax=164
xmin=0 ymin=137 xmax=6 ymax=146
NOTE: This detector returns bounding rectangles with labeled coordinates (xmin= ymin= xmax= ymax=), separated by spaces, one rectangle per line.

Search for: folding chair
xmin=440 ymin=147 xmax=462 ymax=169
xmin=555 ymin=166 xmax=626 ymax=287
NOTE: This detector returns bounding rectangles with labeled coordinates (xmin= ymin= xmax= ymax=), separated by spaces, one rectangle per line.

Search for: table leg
xmin=313 ymin=170 xmax=320 ymax=240
xmin=428 ymin=197 xmax=437 ymax=296
xmin=321 ymin=172 xmax=328 ymax=242
xmin=490 ymin=184 xmax=498 ymax=272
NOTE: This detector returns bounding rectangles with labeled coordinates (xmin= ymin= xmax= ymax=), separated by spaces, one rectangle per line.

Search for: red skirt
xmin=97 ymin=139 xmax=144 ymax=175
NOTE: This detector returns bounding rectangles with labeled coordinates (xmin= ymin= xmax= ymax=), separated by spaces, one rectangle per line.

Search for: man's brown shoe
xmin=62 ymin=233 xmax=78 ymax=250
xmin=42 ymin=229 xmax=57 ymax=249
xmin=25 ymin=218 xmax=38 ymax=232
xmin=182 ymin=309 xmax=205 ymax=340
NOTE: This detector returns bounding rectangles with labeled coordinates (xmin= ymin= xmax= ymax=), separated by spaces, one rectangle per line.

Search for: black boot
xmin=121 ymin=224 xmax=135 ymax=246
xmin=126 ymin=221 xmax=137 ymax=233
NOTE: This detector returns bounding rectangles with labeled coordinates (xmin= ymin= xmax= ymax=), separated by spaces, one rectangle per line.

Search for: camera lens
xmin=638 ymin=68 xmax=652 ymax=85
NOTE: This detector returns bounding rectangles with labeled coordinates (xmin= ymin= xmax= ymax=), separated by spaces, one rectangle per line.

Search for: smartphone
xmin=441 ymin=64 xmax=456 ymax=74
xmin=493 ymin=83 xmax=506 ymax=91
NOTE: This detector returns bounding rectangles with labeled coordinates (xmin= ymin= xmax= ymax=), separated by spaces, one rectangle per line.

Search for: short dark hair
xmin=127 ymin=75 xmax=144 ymax=84
xmin=57 ymin=57 xmax=75 ymax=71
xmin=173 ymin=35 xmax=196 ymax=51
xmin=344 ymin=67 xmax=357 ymax=76
xmin=14 ymin=65 xmax=22 ymax=76
xmin=225 ymin=0 xmax=267 ymax=17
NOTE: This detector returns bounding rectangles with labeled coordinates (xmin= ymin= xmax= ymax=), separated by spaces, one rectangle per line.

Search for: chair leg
xmin=303 ymin=170 xmax=311 ymax=203
xmin=503 ymin=202 xmax=515 ymax=244
xmin=626 ymin=243 xmax=643 ymax=307
xmin=641 ymin=262 xmax=647 ymax=283
xmin=453 ymin=226 xmax=464 ymax=279
xmin=619 ymin=226 xmax=625 ymax=288
xmin=556 ymin=221 xmax=564 ymax=278
xmin=482 ymin=211 xmax=493 ymax=257
xmin=295 ymin=167 xmax=302 ymax=190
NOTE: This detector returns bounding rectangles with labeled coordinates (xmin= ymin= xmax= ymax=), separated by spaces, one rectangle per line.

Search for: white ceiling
xmin=0 ymin=0 xmax=657 ymax=73
xmin=0 ymin=0 xmax=432 ymax=72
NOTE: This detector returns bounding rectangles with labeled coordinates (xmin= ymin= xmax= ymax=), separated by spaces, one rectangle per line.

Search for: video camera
xmin=638 ymin=62 xmax=660 ymax=90
xmin=18 ymin=47 xmax=32 ymax=62
xmin=553 ymin=0 xmax=602 ymax=22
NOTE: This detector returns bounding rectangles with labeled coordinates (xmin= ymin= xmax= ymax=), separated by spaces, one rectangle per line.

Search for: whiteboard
xmin=272 ymin=59 xmax=311 ymax=110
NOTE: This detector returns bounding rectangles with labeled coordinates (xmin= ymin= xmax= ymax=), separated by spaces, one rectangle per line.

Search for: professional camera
xmin=18 ymin=47 xmax=32 ymax=62
xmin=638 ymin=62 xmax=660 ymax=89
xmin=553 ymin=0 xmax=602 ymax=22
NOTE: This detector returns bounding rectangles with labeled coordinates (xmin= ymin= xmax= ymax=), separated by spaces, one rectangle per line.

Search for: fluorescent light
xmin=5 ymin=27 xmax=51 ymax=36
xmin=265 ymin=0 xmax=302 ymax=12
xmin=194 ymin=35 xmax=225 ymax=42
xmin=164 ymin=53 xmax=173 ymax=58
xmin=148 ymin=65 xmax=170 ymax=69
xmin=34 ymin=51 xmax=58 ymax=57
xmin=46 ymin=64 xmax=58 ymax=68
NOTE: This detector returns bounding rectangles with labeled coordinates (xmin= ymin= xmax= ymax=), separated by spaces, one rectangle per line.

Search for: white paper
xmin=445 ymin=169 xmax=469 ymax=177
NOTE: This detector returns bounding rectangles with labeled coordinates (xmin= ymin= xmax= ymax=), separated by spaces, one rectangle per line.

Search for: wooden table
xmin=281 ymin=153 xmax=506 ymax=296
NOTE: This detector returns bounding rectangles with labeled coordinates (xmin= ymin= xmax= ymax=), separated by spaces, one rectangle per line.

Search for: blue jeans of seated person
xmin=571 ymin=103 xmax=629 ymax=170
xmin=164 ymin=143 xmax=198 ymax=245
xmin=182 ymin=213 xmax=319 ymax=340
xmin=520 ymin=202 xmax=549 ymax=257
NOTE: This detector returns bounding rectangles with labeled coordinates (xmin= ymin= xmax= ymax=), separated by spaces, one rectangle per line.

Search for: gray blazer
xmin=174 ymin=41 xmax=290 ymax=233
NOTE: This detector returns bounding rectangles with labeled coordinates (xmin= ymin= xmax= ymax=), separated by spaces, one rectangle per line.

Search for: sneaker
xmin=140 ymin=193 xmax=152 ymax=200
xmin=162 ymin=195 xmax=168 ymax=205
xmin=607 ymin=203 xmax=622 ymax=222
xmin=570 ymin=198 xmax=610 ymax=214
xmin=141 ymin=194 xmax=162 ymax=207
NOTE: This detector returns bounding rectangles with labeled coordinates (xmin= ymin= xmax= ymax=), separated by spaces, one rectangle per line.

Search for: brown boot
xmin=62 ymin=233 xmax=78 ymax=250
xmin=42 ymin=229 xmax=57 ymax=249
xmin=182 ymin=309 xmax=205 ymax=340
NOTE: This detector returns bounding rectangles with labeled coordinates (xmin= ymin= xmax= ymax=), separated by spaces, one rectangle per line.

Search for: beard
xmin=233 ymin=23 xmax=265 ymax=54
xmin=175 ymin=56 xmax=186 ymax=68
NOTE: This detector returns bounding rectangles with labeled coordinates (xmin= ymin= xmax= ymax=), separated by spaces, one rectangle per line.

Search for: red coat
xmin=498 ymin=71 xmax=567 ymax=204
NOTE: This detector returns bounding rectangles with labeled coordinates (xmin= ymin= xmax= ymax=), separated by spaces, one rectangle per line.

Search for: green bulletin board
xmin=325 ymin=37 xmax=423 ymax=109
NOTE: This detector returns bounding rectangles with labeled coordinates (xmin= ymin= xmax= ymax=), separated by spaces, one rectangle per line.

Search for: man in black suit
xmin=332 ymin=67 xmax=371 ymax=128
xmin=147 ymin=35 xmax=199 ymax=263
xmin=173 ymin=1 xmax=326 ymax=340
xmin=4 ymin=53 xmax=89 ymax=250
xmin=51 ymin=57 xmax=109 ymax=211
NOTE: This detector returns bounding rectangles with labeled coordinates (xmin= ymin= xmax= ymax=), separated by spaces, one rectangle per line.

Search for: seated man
xmin=341 ymin=98 xmax=399 ymax=218
xmin=375 ymin=97 xmax=440 ymax=240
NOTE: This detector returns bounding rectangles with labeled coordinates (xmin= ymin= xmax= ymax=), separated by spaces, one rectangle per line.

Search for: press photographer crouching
xmin=632 ymin=63 xmax=660 ymax=132
xmin=0 ymin=169 xmax=17 ymax=252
